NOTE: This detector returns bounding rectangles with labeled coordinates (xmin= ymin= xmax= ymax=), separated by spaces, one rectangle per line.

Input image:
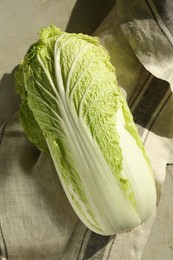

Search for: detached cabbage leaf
xmin=15 ymin=25 xmax=156 ymax=235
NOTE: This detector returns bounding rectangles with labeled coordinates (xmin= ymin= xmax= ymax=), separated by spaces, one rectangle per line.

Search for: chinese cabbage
xmin=15 ymin=25 xmax=156 ymax=235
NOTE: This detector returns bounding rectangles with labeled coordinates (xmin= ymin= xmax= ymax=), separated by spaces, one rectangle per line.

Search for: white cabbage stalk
xmin=15 ymin=25 xmax=156 ymax=235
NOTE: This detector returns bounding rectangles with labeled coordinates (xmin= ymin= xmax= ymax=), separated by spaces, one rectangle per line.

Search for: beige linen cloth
xmin=0 ymin=0 xmax=173 ymax=259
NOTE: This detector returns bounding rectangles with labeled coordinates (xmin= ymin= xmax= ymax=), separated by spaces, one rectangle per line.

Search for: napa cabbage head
xmin=15 ymin=25 xmax=156 ymax=235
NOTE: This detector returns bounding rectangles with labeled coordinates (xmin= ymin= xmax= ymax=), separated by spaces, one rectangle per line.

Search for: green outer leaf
xmin=15 ymin=63 xmax=48 ymax=153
